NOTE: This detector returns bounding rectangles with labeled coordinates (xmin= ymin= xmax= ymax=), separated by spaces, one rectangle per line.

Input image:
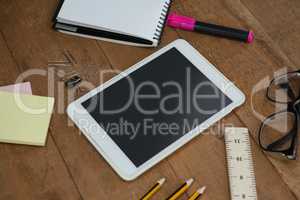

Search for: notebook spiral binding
xmin=153 ymin=0 xmax=172 ymax=44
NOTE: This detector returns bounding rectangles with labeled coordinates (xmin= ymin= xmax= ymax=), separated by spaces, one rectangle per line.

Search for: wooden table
xmin=0 ymin=0 xmax=299 ymax=199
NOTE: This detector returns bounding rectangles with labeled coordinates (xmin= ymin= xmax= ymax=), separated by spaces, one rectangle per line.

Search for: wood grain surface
xmin=0 ymin=0 xmax=299 ymax=200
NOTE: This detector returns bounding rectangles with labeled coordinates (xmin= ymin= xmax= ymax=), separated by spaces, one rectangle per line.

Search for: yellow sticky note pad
xmin=0 ymin=91 xmax=55 ymax=146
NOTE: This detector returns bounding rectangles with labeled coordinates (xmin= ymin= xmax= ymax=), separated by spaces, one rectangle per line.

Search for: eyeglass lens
xmin=260 ymin=111 xmax=296 ymax=151
xmin=268 ymin=72 xmax=300 ymax=103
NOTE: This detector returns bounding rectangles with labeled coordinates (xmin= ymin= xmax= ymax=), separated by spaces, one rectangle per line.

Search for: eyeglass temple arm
xmin=279 ymin=83 xmax=296 ymax=100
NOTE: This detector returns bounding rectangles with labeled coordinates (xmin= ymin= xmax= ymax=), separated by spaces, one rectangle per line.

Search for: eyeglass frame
xmin=258 ymin=70 xmax=300 ymax=160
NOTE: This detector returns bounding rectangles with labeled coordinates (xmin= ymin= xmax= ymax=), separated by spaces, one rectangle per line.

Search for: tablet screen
xmin=82 ymin=48 xmax=232 ymax=167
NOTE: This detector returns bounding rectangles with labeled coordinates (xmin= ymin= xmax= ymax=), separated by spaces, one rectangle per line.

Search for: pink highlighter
xmin=167 ymin=12 xmax=254 ymax=43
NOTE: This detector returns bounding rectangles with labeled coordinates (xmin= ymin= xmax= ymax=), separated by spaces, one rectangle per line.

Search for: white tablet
xmin=67 ymin=39 xmax=245 ymax=181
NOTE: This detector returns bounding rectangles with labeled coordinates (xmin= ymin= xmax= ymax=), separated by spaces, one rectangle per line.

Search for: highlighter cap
xmin=167 ymin=12 xmax=196 ymax=31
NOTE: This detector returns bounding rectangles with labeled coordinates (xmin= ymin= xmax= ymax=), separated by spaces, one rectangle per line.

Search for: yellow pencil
xmin=187 ymin=186 xmax=206 ymax=200
xmin=165 ymin=178 xmax=194 ymax=200
xmin=140 ymin=178 xmax=166 ymax=200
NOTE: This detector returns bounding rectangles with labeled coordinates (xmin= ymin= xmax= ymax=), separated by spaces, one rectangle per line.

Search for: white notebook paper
xmin=55 ymin=0 xmax=172 ymax=47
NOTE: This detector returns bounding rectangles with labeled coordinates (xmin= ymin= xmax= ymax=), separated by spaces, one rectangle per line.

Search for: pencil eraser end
xmin=247 ymin=31 xmax=254 ymax=43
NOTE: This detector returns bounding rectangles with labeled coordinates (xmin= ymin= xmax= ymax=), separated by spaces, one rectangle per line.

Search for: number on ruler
xmin=236 ymin=156 xmax=242 ymax=161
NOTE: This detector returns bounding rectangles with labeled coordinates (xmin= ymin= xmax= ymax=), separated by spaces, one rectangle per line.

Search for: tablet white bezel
xmin=67 ymin=39 xmax=245 ymax=181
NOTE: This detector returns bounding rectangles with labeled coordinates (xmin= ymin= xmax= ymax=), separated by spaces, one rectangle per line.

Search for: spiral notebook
xmin=54 ymin=0 xmax=172 ymax=47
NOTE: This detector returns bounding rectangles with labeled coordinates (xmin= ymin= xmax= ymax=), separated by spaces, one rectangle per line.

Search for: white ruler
xmin=225 ymin=127 xmax=257 ymax=200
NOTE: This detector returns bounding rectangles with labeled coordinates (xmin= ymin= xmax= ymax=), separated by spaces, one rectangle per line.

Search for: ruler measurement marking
xmin=225 ymin=128 xmax=258 ymax=200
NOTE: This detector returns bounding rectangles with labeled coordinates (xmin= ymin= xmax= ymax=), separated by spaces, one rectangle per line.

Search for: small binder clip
xmin=64 ymin=73 xmax=82 ymax=88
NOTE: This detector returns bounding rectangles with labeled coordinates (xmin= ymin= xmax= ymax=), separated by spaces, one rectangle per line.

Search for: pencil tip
xmin=158 ymin=178 xmax=166 ymax=185
xmin=198 ymin=186 xmax=206 ymax=194
xmin=186 ymin=178 xmax=194 ymax=186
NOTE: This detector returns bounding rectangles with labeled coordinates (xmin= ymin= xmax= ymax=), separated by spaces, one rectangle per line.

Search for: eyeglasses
xmin=258 ymin=70 xmax=300 ymax=160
